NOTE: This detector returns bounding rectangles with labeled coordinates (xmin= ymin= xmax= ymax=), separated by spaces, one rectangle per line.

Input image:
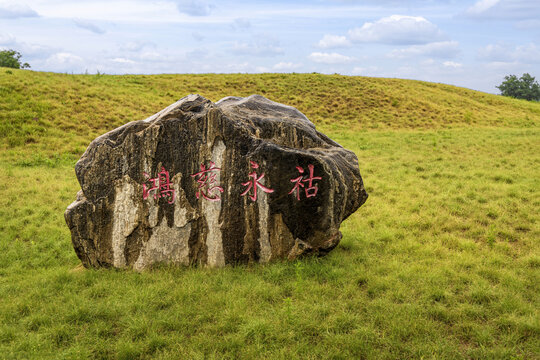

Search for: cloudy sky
xmin=1 ymin=0 xmax=539 ymax=93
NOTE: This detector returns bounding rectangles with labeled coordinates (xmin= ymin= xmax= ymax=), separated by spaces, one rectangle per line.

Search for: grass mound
xmin=1 ymin=69 xmax=539 ymax=158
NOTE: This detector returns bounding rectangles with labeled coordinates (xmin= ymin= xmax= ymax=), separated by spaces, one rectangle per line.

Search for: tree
xmin=0 ymin=49 xmax=30 ymax=69
xmin=496 ymin=73 xmax=540 ymax=101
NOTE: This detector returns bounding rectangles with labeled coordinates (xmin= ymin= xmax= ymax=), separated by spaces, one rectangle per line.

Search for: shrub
xmin=496 ymin=73 xmax=540 ymax=101
xmin=0 ymin=49 xmax=30 ymax=69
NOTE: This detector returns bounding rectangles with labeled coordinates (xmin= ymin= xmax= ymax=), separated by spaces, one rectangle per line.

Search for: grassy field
xmin=0 ymin=69 xmax=539 ymax=359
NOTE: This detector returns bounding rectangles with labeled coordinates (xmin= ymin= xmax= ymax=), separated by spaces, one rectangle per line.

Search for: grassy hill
xmin=1 ymin=70 xmax=539 ymax=158
xmin=0 ymin=69 xmax=539 ymax=359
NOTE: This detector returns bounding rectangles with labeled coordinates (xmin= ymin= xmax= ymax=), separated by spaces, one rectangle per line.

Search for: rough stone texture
xmin=65 ymin=94 xmax=368 ymax=270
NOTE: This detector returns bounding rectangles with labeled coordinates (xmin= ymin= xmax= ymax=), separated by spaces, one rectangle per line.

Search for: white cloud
xmin=43 ymin=52 xmax=84 ymax=72
xmin=73 ymin=18 xmax=105 ymax=34
xmin=15 ymin=42 xmax=54 ymax=58
xmin=192 ymin=32 xmax=204 ymax=41
xmin=465 ymin=0 xmax=500 ymax=15
xmin=507 ymin=44 xmax=540 ymax=64
xmin=220 ymin=62 xmax=268 ymax=73
xmin=515 ymin=19 xmax=540 ymax=29
xmin=24 ymin=1 xmax=184 ymax=23
xmin=232 ymin=18 xmax=251 ymax=30
xmin=110 ymin=57 xmax=135 ymax=64
xmin=317 ymin=34 xmax=351 ymax=49
xmin=465 ymin=0 xmax=540 ymax=20
xmin=175 ymin=0 xmax=213 ymax=16
xmin=348 ymin=15 xmax=444 ymax=45
xmin=0 ymin=2 xmax=38 ymax=19
xmin=0 ymin=33 xmax=16 ymax=45
xmin=477 ymin=43 xmax=512 ymax=62
xmin=420 ymin=58 xmax=436 ymax=66
xmin=484 ymin=61 xmax=521 ymax=72
xmin=138 ymin=51 xmax=169 ymax=62
xmin=185 ymin=48 xmax=211 ymax=60
xmin=119 ymin=41 xmax=155 ymax=52
xmin=478 ymin=42 xmax=540 ymax=64
xmin=351 ymin=66 xmax=378 ymax=75
xmin=388 ymin=41 xmax=460 ymax=59
xmin=443 ymin=61 xmax=462 ymax=68
xmin=0 ymin=33 xmax=55 ymax=60
xmin=308 ymin=52 xmax=354 ymax=64
xmin=273 ymin=62 xmax=302 ymax=71
xmin=232 ymin=37 xmax=284 ymax=57
xmin=48 ymin=52 xmax=83 ymax=64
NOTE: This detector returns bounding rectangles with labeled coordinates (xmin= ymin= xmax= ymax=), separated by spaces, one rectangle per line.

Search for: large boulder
xmin=65 ymin=94 xmax=368 ymax=270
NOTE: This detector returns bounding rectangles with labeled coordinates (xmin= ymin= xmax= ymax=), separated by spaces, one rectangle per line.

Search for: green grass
xmin=0 ymin=69 xmax=539 ymax=359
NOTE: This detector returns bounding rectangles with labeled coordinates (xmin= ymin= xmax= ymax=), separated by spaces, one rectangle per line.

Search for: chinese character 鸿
xmin=143 ymin=166 xmax=175 ymax=204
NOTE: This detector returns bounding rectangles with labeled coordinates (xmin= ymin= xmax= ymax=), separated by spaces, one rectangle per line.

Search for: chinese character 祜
xmin=288 ymin=164 xmax=322 ymax=200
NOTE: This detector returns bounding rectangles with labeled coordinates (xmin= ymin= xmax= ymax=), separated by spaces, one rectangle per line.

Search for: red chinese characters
xmin=143 ymin=166 xmax=175 ymax=204
xmin=288 ymin=164 xmax=322 ymax=200
xmin=190 ymin=161 xmax=224 ymax=202
xmin=241 ymin=161 xmax=274 ymax=202
xmin=143 ymin=162 xmax=323 ymax=205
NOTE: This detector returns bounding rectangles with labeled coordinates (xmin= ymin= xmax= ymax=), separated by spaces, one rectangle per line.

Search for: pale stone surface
xmin=65 ymin=94 xmax=368 ymax=270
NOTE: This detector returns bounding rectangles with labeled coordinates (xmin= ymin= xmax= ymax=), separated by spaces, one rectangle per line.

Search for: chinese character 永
xmin=190 ymin=161 xmax=224 ymax=202
xmin=288 ymin=164 xmax=322 ymax=200
xmin=240 ymin=161 xmax=274 ymax=202
xmin=143 ymin=166 xmax=176 ymax=204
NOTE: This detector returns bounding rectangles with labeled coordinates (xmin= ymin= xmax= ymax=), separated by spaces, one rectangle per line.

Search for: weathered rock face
xmin=65 ymin=94 xmax=368 ymax=270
